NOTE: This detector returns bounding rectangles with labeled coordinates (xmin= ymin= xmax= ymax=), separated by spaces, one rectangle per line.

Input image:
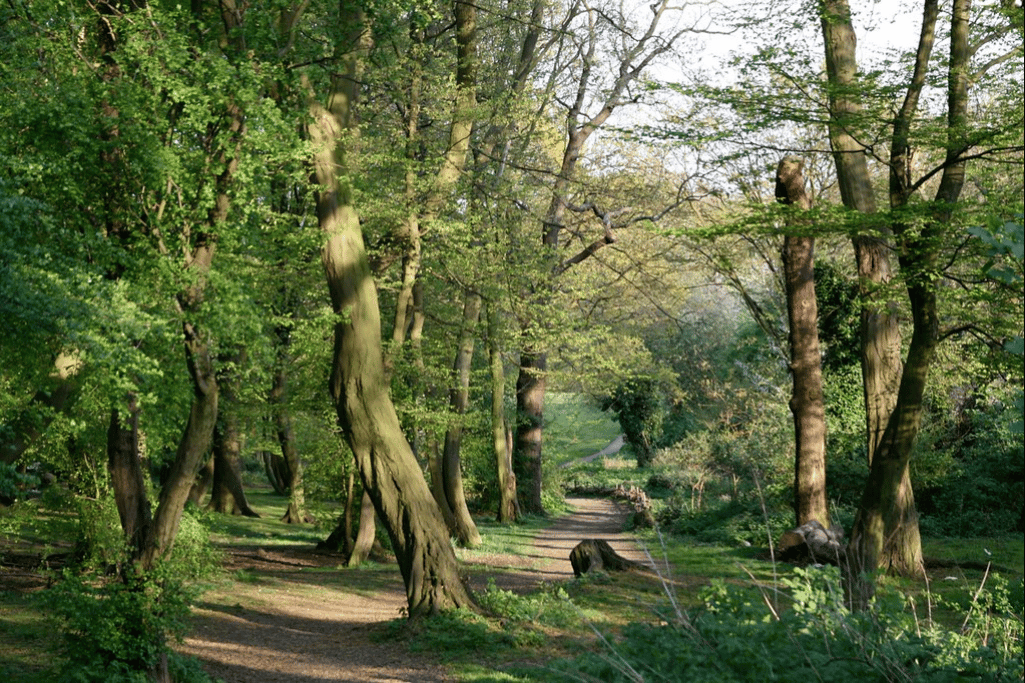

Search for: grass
xmin=1 ymin=390 xmax=1020 ymax=681
xmin=3 ymin=482 xmax=1023 ymax=682
xmin=544 ymin=392 xmax=621 ymax=466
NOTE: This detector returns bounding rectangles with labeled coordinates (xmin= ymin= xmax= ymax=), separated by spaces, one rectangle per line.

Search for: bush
xmin=545 ymin=566 xmax=1024 ymax=683
xmin=45 ymin=566 xmax=215 ymax=682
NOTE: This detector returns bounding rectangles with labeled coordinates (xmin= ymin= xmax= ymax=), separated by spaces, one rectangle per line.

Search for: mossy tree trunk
xmin=305 ymin=4 xmax=473 ymax=616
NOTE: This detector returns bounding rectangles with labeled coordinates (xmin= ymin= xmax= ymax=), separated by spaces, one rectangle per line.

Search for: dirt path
xmin=181 ymin=496 xmax=649 ymax=683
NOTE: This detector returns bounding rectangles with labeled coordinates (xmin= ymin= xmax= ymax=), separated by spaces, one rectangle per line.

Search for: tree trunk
xmin=138 ymin=325 xmax=219 ymax=571
xmin=208 ymin=411 xmax=259 ymax=517
xmin=188 ymin=456 xmax=214 ymax=507
xmin=270 ymin=366 xmax=307 ymax=524
xmin=489 ymin=304 xmax=519 ymax=523
xmin=514 ymin=349 xmax=546 ymax=514
xmin=346 ymin=490 xmax=378 ymax=566
xmin=262 ymin=449 xmax=289 ymax=495
xmin=305 ymin=7 xmax=474 ymax=615
xmin=819 ymin=0 xmax=921 ymax=575
xmin=107 ymin=398 xmax=151 ymax=558
xmin=441 ymin=292 xmax=483 ymax=547
xmin=844 ymin=0 xmax=968 ymax=607
xmin=776 ymin=157 xmax=829 ymax=529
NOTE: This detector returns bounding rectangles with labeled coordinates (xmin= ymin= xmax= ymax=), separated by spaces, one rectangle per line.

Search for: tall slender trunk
xmin=776 ymin=158 xmax=829 ymax=528
xmin=514 ymin=350 xmax=546 ymax=514
xmin=441 ymin=292 xmax=483 ymax=546
xmin=270 ymin=366 xmax=306 ymax=523
xmin=489 ymin=303 xmax=519 ymax=522
xmin=844 ymin=0 xmax=968 ymax=607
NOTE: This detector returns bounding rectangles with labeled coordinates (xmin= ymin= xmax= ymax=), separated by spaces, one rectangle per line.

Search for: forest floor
xmin=180 ymin=494 xmax=650 ymax=682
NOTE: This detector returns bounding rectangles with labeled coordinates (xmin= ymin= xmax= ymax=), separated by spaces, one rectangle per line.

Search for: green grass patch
xmin=0 ymin=590 xmax=56 ymax=682
xmin=544 ymin=393 xmax=621 ymax=466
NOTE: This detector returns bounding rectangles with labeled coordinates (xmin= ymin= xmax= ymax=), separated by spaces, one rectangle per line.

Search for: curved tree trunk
xmin=776 ymin=157 xmax=829 ymax=529
xmin=844 ymin=0 xmax=968 ymax=607
xmin=305 ymin=5 xmax=473 ymax=615
xmin=139 ymin=323 xmax=219 ymax=571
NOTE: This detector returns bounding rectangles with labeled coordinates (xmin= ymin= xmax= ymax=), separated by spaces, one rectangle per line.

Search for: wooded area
xmin=1 ymin=0 xmax=1022 ymax=679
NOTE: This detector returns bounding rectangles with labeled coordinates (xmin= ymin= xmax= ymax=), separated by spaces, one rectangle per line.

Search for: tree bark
xmin=188 ymin=455 xmax=213 ymax=507
xmin=138 ymin=323 xmax=219 ymax=571
xmin=347 ymin=490 xmax=379 ymax=566
xmin=514 ymin=350 xmax=546 ymax=514
xmin=488 ymin=304 xmax=519 ymax=522
xmin=819 ymin=0 xmax=921 ymax=576
xmin=305 ymin=6 xmax=473 ymax=616
xmin=441 ymin=292 xmax=483 ymax=546
xmin=107 ymin=398 xmax=151 ymax=558
xmin=208 ymin=410 xmax=259 ymax=517
xmin=270 ymin=366 xmax=306 ymax=524
xmin=776 ymin=157 xmax=829 ymax=529
xmin=843 ymin=0 xmax=969 ymax=607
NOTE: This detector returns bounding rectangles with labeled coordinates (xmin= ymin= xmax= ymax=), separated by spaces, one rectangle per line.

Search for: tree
xmin=819 ymin=0 xmax=919 ymax=579
xmin=776 ymin=157 xmax=829 ymax=528
xmin=825 ymin=0 xmax=1024 ymax=607
xmin=305 ymin=1 xmax=474 ymax=616
xmin=511 ymin=0 xmax=691 ymax=513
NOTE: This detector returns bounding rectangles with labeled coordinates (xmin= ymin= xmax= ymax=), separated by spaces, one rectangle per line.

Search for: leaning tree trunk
xmin=819 ymin=0 xmax=921 ymax=574
xmin=270 ymin=366 xmax=307 ymax=524
xmin=440 ymin=291 xmax=483 ymax=547
xmin=776 ymin=157 xmax=829 ymax=529
xmin=305 ymin=8 xmax=474 ymax=615
xmin=138 ymin=323 xmax=219 ymax=571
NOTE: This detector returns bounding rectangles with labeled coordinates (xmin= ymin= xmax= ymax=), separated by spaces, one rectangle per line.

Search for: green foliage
xmin=0 ymin=462 xmax=33 ymax=504
xmin=600 ymin=378 xmax=669 ymax=467
xmin=544 ymin=567 xmax=1024 ymax=683
xmin=477 ymin=579 xmax=579 ymax=629
xmin=916 ymin=405 xmax=1024 ymax=536
xmin=45 ymin=567 xmax=214 ymax=682
xmin=651 ymin=401 xmax=794 ymax=545
xmin=814 ymin=260 xmax=861 ymax=371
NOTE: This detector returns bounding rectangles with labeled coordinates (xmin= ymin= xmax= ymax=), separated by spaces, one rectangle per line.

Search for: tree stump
xmin=569 ymin=539 xmax=643 ymax=577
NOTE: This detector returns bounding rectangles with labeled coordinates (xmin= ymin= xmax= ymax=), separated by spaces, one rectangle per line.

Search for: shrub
xmin=45 ymin=566 xmax=215 ymax=682
xmin=544 ymin=566 xmax=1024 ymax=683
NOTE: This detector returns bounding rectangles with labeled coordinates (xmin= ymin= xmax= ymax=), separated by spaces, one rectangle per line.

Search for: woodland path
xmin=180 ymin=494 xmax=653 ymax=683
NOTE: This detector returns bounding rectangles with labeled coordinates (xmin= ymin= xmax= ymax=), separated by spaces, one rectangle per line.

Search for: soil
xmin=179 ymin=495 xmax=652 ymax=683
